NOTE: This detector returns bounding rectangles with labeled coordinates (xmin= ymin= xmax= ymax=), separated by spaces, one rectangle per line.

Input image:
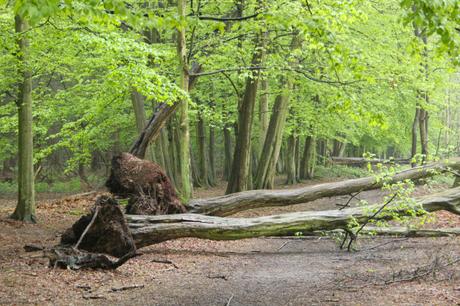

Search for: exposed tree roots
xmin=106 ymin=153 xmax=186 ymax=215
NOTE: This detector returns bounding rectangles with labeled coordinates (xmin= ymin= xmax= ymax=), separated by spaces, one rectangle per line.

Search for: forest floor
xmin=0 ymin=178 xmax=460 ymax=305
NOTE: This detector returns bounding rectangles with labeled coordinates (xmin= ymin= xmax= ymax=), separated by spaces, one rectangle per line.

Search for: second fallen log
xmin=187 ymin=160 xmax=460 ymax=216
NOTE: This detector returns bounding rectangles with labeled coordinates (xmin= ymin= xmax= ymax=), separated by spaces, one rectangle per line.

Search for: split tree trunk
xmin=254 ymin=34 xmax=302 ymax=189
xmin=187 ymin=160 xmax=460 ymax=216
xmin=226 ymin=34 xmax=265 ymax=194
xmin=127 ymin=187 xmax=460 ymax=247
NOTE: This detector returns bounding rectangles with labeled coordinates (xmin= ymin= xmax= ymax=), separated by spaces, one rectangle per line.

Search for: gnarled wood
xmin=187 ymin=160 xmax=460 ymax=216
xmin=128 ymin=187 xmax=460 ymax=247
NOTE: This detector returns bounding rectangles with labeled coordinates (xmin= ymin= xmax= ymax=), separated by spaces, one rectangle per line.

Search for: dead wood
xmin=106 ymin=153 xmax=186 ymax=215
xmin=187 ymin=159 xmax=460 ymax=216
xmin=129 ymin=102 xmax=179 ymax=159
xmin=126 ymin=187 xmax=460 ymax=247
xmin=331 ymin=157 xmax=411 ymax=166
xmin=46 ymin=247 xmax=137 ymax=270
xmin=61 ymin=195 xmax=136 ymax=258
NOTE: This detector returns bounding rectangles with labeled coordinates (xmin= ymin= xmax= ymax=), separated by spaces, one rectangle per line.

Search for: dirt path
xmin=0 ymin=181 xmax=459 ymax=305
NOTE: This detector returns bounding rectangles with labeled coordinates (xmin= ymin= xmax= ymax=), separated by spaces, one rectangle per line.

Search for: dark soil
xmin=0 ymin=179 xmax=459 ymax=305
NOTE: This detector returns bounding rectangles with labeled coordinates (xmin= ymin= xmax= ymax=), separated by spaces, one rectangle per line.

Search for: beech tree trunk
xmin=11 ymin=15 xmax=36 ymax=223
xmin=127 ymin=187 xmax=460 ymax=247
xmin=254 ymin=94 xmax=290 ymax=189
xmin=187 ymin=160 xmax=460 ymax=216
xmin=209 ymin=126 xmax=216 ymax=186
xmin=285 ymin=133 xmax=299 ymax=185
xmin=300 ymin=136 xmax=316 ymax=179
xmin=176 ymin=0 xmax=192 ymax=200
xmin=223 ymin=125 xmax=233 ymax=181
xmin=226 ymin=34 xmax=264 ymax=194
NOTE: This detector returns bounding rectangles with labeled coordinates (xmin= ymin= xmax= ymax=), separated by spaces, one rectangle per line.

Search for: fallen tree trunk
xmin=187 ymin=160 xmax=460 ymax=216
xmin=129 ymin=102 xmax=179 ymax=159
xmin=127 ymin=187 xmax=460 ymax=247
xmin=331 ymin=157 xmax=411 ymax=166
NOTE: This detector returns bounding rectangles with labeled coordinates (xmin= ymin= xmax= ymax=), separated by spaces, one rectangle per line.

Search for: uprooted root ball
xmin=105 ymin=153 xmax=186 ymax=215
xmin=61 ymin=195 xmax=136 ymax=258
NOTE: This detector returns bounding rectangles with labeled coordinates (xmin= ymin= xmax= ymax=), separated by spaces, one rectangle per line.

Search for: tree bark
xmin=254 ymin=94 xmax=290 ymax=189
xmin=411 ymin=107 xmax=420 ymax=166
xmin=175 ymin=0 xmax=193 ymax=200
xmin=300 ymin=136 xmax=316 ymax=179
xmin=11 ymin=15 xmax=36 ymax=223
xmin=127 ymin=187 xmax=460 ymax=247
xmin=223 ymin=125 xmax=233 ymax=181
xmin=259 ymin=79 xmax=269 ymax=147
xmin=285 ymin=133 xmax=299 ymax=185
xmin=196 ymin=114 xmax=209 ymax=187
xmin=209 ymin=126 xmax=216 ymax=186
xmin=187 ymin=160 xmax=460 ymax=216
xmin=226 ymin=34 xmax=264 ymax=194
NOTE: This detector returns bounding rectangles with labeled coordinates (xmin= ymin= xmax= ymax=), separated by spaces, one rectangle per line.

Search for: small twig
xmin=151 ymin=259 xmax=179 ymax=269
xmin=226 ymin=294 xmax=234 ymax=306
xmin=362 ymin=238 xmax=409 ymax=251
xmin=277 ymin=241 xmax=290 ymax=251
xmin=111 ymin=284 xmax=144 ymax=292
xmin=74 ymin=206 xmax=100 ymax=250
xmin=337 ymin=190 xmax=363 ymax=210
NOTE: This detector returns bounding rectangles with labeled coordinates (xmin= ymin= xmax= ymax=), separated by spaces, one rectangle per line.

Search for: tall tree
xmin=176 ymin=0 xmax=193 ymax=200
xmin=11 ymin=14 xmax=35 ymax=222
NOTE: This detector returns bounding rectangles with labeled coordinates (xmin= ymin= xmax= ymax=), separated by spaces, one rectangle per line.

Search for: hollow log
xmin=187 ymin=160 xmax=460 ymax=216
xmin=331 ymin=157 xmax=411 ymax=166
xmin=127 ymin=187 xmax=460 ymax=247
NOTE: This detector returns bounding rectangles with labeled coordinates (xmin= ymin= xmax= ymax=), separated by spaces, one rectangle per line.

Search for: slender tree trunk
xmin=11 ymin=15 xmax=35 ymax=223
xmin=295 ymin=135 xmax=300 ymax=181
xmin=285 ymin=133 xmax=298 ymax=185
xmin=419 ymin=107 xmax=429 ymax=161
xmin=176 ymin=0 xmax=192 ymax=200
xmin=197 ymin=114 xmax=209 ymax=187
xmin=411 ymin=107 xmax=420 ymax=166
xmin=160 ymin=128 xmax=175 ymax=185
xmin=209 ymin=126 xmax=216 ymax=186
xmin=259 ymin=79 xmax=269 ymax=147
xmin=223 ymin=125 xmax=233 ymax=181
xmin=254 ymin=34 xmax=301 ymax=189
